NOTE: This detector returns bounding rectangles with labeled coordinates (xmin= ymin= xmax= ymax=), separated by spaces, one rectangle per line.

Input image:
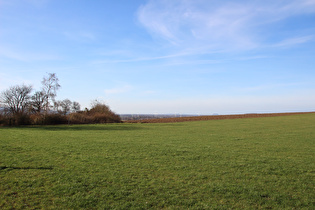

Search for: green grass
xmin=0 ymin=114 xmax=314 ymax=209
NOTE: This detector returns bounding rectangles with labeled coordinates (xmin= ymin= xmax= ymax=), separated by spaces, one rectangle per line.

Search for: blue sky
xmin=1 ymin=0 xmax=315 ymax=114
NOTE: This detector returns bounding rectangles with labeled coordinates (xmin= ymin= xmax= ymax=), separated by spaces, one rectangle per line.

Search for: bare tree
xmin=53 ymin=100 xmax=62 ymax=113
xmin=31 ymin=91 xmax=47 ymax=113
xmin=60 ymin=99 xmax=72 ymax=115
xmin=0 ymin=84 xmax=33 ymax=115
xmin=72 ymin=101 xmax=81 ymax=112
xmin=41 ymin=73 xmax=61 ymax=112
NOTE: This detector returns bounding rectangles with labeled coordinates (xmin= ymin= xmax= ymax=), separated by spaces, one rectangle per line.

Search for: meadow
xmin=0 ymin=113 xmax=314 ymax=209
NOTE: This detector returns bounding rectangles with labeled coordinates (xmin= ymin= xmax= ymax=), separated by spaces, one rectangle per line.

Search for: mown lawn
xmin=0 ymin=114 xmax=314 ymax=209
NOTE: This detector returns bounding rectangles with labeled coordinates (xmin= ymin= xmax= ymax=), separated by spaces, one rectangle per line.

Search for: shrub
xmin=0 ymin=113 xmax=31 ymax=126
xmin=14 ymin=114 xmax=31 ymax=125
xmin=67 ymin=103 xmax=121 ymax=124
xmin=41 ymin=114 xmax=68 ymax=125
xmin=29 ymin=113 xmax=68 ymax=125
xmin=29 ymin=114 xmax=44 ymax=125
xmin=67 ymin=112 xmax=90 ymax=124
xmin=0 ymin=113 xmax=8 ymax=126
xmin=0 ymin=101 xmax=121 ymax=126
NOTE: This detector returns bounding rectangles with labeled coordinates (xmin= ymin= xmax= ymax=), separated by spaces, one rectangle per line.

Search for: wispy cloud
xmin=272 ymin=36 xmax=314 ymax=48
xmin=93 ymin=51 xmax=194 ymax=64
xmin=93 ymin=46 xmax=225 ymax=64
xmin=137 ymin=0 xmax=315 ymax=51
xmin=94 ymin=0 xmax=315 ymax=66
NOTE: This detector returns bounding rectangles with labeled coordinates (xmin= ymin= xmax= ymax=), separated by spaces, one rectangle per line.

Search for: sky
xmin=0 ymin=0 xmax=315 ymax=115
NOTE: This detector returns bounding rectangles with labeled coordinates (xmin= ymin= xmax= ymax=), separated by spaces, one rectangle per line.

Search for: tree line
xmin=0 ymin=73 xmax=121 ymax=126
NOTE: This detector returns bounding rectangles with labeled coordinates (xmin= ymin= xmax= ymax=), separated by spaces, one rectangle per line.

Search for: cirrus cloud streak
xmin=137 ymin=0 xmax=315 ymax=51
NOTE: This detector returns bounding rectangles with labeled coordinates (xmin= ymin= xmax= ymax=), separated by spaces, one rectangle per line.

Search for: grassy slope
xmin=0 ymin=114 xmax=314 ymax=209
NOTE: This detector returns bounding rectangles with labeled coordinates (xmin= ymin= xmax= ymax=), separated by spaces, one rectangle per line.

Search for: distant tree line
xmin=0 ymin=73 xmax=121 ymax=126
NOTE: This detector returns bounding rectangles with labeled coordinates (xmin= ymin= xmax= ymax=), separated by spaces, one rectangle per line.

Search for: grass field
xmin=0 ymin=114 xmax=314 ymax=209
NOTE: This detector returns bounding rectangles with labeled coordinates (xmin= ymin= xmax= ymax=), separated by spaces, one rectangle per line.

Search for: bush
xmin=0 ymin=113 xmax=31 ymax=126
xmin=68 ymin=112 xmax=121 ymax=124
xmin=41 ymin=114 xmax=68 ymax=125
xmin=0 ymin=113 xmax=8 ymax=126
xmin=29 ymin=113 xmax=68 ymax=125
xmin=29 ymin=114 xmax=45 ymax=125
xmin=67 ymin=112 xmax=90 ymax=124
xmin=0 ymin=101 xmax=121 ymax=126
xmin=14 ymin=114 xmax=31 ymax=125
xmin=67 ymin=103 xmax=121 ymax=124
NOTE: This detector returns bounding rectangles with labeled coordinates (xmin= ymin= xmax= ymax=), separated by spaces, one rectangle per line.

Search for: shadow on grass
xmin=0 ymin=166 xmax=53 ymax=171
xmin=26 ymin=124 xmax=144 ymax=131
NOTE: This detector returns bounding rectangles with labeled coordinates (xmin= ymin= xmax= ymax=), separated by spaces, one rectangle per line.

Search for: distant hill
xmin=124 ymin=112 xmax=315 ymax=123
